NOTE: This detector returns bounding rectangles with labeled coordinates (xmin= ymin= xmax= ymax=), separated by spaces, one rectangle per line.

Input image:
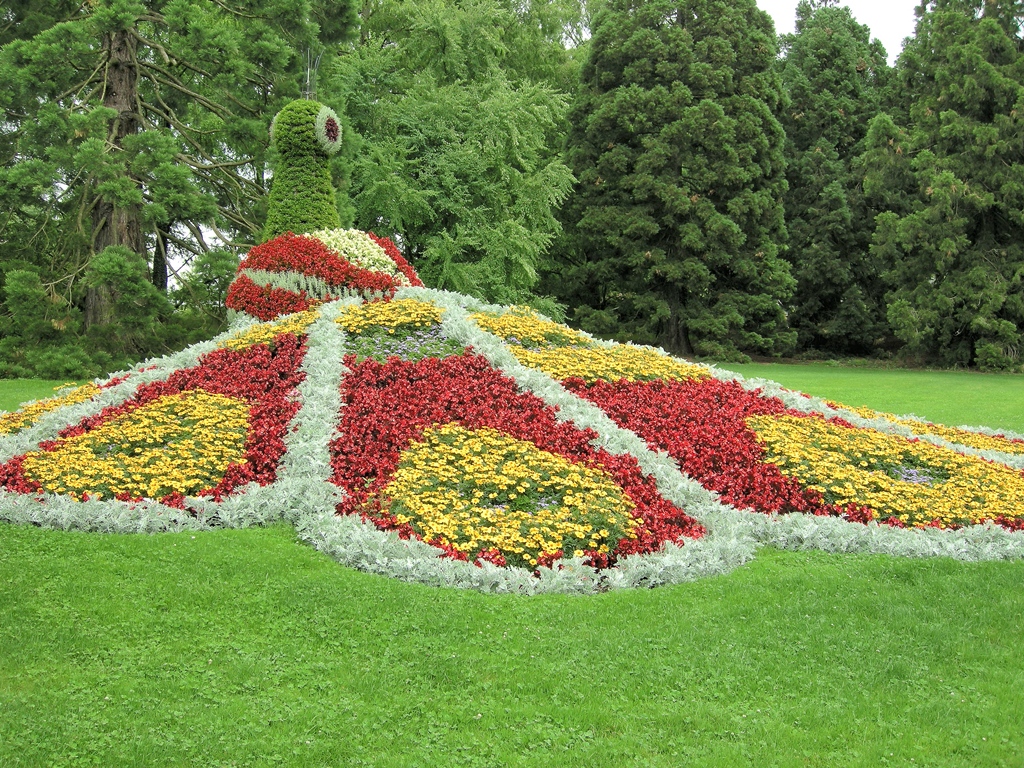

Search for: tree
xmin=0 ymin=0 xmax=356 ymax=326
xmin=861 ymin=0 xmax=1024 ymax=370
xmin=549 ymin=0 xmax=796 ymax=360
xmin=778 ymin=0 xmax=892 ymax=355
xmin=0 ymin=0 xmax=357 ymax=376
xmin=325 ymin=0 xmax=576 ymax=310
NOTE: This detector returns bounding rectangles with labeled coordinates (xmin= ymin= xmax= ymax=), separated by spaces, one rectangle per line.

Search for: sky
xmin=757 ymin=0 xmax=921 ymax=63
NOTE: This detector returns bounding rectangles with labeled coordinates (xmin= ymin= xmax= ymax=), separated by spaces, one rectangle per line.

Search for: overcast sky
xmin=757 ymin=0 xmax=921 ymax=63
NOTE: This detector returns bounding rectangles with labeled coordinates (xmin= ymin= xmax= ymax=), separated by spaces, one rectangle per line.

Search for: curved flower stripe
xmin=337 ymin=299 xmax=443 ymax=335
xmin=225 ymin=272 xmax=316 ymax=321
xmin=226 ymin=233 xmax=402 ymax=320
xmin=221 ymin=309 xmax=321 ymax=351
xmin=511 ymin=345 xmax=712 ymax=384
xmin=309 ymin=229 xmax=411 ymax=284
xmin=469 ymin=307 xmax=591 ymax=348
xmin=330 ymin=354 xmax=704 ymax=569
xmin=566 ymin=377 xmax=845 ymax=516
xmin=386 ymin=423 xmax=640 ymax=568
xmin=747 ymin=414 xmax=1024 ymax=529
xmin=826 ymin=400 xmax=1024 ymax=457
xmin=21 ymin=390 xmax=249 ymax=501
xmin=0 ymin=334 xmax=308 ymax=504
xmin=0 ymin=383 xmax=101 ymax=436
xmin=366 ymin=233 xmax=423 ymax=288
xmin=238 ymin=233 xmax=399 ymax=293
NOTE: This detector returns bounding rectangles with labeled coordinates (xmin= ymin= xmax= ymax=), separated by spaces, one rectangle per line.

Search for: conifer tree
xmin=327 ymin=0 xmax=575 ymax=310
xmin=862 ymin=0 xmax=1024 ymax=370
xmin=550 ymin=0 xmax=796 ymax=359
xmin=0 ymin=0 xmax=355 ymax=328
xmin=778 ymin=0 xmax=892 ymax=354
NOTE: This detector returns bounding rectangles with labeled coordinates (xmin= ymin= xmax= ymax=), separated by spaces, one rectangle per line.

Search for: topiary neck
xmin=261 ymin=99 xmax=342 ymax=241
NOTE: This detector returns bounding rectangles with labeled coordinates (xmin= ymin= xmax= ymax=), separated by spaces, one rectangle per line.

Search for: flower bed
xmin=564 ymin=376 xmax=1024 ymax=531
xmin=825 ymin=400 xmax=1024 ymax=456
xmin=226 ymin=231 xmax=423 ymax=321
xmin=0 ymin=332 xmax=308 ymax=505
xmin=329 ymin=353 xmax=705 ymax=569
xmin=1 ymin=289 xmax=1023 ymax=592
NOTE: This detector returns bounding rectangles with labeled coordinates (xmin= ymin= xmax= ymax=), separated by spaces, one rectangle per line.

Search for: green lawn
xmin=0 ymin=379 xmax=82 ymax=414
xmin=720 ymin=362 xmax=1024 ymax=434
xmin=2 ymin=523 xmax=1022 ymax=767
xmin=2 ymin=372 xmax=1023 ymax=766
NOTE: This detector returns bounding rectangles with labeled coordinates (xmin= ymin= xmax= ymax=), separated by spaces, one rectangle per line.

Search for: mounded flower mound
xmin=2 ymin=287 xmax=1023 ymax=593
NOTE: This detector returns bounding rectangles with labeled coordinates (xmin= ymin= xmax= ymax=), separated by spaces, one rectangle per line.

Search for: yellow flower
xmin=382 ymin=423 xmax=639 ymax=568
xmin=337 ymin=299 xmax=443 ymax=335
xmin=221 ymin=309 xmax=320 ymax=350
xmin=747 ymin=413 xmax=1024 ymax=528
xmin=0 ymin=383 xmax=101 ymax=436
xmin=22 ymin=390 xmax=250 ymax=501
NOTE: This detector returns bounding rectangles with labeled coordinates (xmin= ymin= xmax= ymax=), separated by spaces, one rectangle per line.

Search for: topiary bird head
xmin=270 ymin=99 xmax=343 ymax=160
xmin=262 ymin=99 xmax=344 ymax=241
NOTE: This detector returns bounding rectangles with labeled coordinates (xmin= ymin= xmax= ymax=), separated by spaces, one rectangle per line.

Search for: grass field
xmin=2 ymin=371 xmax=1023 ymax=766
xmin=723 ymin=362 xmax=1024 ymax=434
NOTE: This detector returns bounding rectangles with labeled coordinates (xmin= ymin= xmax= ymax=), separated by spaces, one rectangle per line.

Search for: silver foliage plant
xmin=1 ymin=291 xmax=1023 ymax=594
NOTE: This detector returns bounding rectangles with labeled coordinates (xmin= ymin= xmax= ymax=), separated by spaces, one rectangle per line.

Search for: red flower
xmin=329 ymin=353 xmax=704 ymax=568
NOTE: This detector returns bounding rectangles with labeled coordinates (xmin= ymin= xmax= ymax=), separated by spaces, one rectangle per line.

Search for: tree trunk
xmin=662 ymin=294 xmax=694 ymax=356
xmin=153 ymin=226 xmax=169 ymax=292
xmin=87 ymin=24 xmax=144 ymax=327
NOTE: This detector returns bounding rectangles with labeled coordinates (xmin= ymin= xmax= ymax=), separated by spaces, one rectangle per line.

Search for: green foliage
xmin=778 ymin=1 xmax=892 ymax=354
xmin=860 ymin=0 xmax=1024 ymax=371
xmin=549 ymin=0 xmax=796 ymax=359
xmin=0 ymin=0 xmax=358 ymax=369
xmin=328 ymin=0 xmax=576 ymax=308
xmin=263 ymin=99 xmax=344 ymax=240
xmin=82 ymin=246 xmax=174 ymax=364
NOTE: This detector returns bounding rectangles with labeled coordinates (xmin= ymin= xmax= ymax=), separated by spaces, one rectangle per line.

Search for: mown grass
xmin=2 ymin=373 xmax=1023 ymax=766
xmin=2 ymin=523 xmax=1022 ymax=767
xmin=0 ymin=379 xmax=81 ymax=414
xmin=723 ymin=362 xmax=1024 ymax=433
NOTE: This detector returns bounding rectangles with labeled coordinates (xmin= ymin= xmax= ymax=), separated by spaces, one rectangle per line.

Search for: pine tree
xmin=778 ymin=0 xmax=892 ymax=354
xmin=551 ymin=0 xmax=796 ymax=359
xmin=861 ymin=0 xmax=1024 ymax=370
xmin=0 ymin=0 xmax=356 ymax=329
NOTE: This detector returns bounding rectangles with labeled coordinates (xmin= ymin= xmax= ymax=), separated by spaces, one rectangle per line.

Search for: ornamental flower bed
xmin=226 ymin=230 xmax=423 ymax=321
xmin=328 ymin=353 xmax=704 ymax=569
xmin=1 ymin=286 xmax=1023 ymax=592
xmin=0 ymin=332 xmax=307 ymax=505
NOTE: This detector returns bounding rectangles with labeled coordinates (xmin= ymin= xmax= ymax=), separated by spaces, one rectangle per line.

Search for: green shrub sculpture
xmin=263 ymin=99 xmax=343 ymax=241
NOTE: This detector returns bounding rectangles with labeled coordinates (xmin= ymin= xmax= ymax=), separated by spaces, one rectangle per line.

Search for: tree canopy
xmin=862 ymin=0 xmax=1024 ymax=370
xmin=778 ymin=0 xmax=892 ymax=354
xmin=549 ymin=0 xmax=796 ymax=360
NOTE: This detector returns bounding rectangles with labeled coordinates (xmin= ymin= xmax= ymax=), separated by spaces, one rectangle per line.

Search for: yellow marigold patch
xmin=747 ymin=414 xmax=1024 ymax=528
xmin=221 ymin=309 xmax=320 ymax=350
xmin=22 ymin=390 xmax=249 ymax=501
xmin=510 ymin=344 xmax=711 ymax=383
xmin=470 ymin=307 xmax=591 ymax=347
xmin=337 ymin=299 xmax=443 ymax=335
xmin=384 ymin=423 xmax=639 ymax=567
xmin=826 ymin=400 xmax=1024 ymax=456
xmin=0 ymin=383 xmax=101 ymax=436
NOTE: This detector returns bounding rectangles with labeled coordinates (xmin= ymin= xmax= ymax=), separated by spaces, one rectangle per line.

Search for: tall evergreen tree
xmin=327 ymin=0 xmax=575 ymax=309
xmin=778 ymin=0 xmax=892 ymax=354
xmin=0 ymin=0 xmax=355 ymax=331
xmin=550 ymin=0 xmax=796 ymax=359
xmin=861 ymin=0 xmax=1024 ymax=370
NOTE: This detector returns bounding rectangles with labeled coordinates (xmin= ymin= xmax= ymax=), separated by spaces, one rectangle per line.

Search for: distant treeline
xmin=2 ymin=0 xmax=1021 ymax=377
